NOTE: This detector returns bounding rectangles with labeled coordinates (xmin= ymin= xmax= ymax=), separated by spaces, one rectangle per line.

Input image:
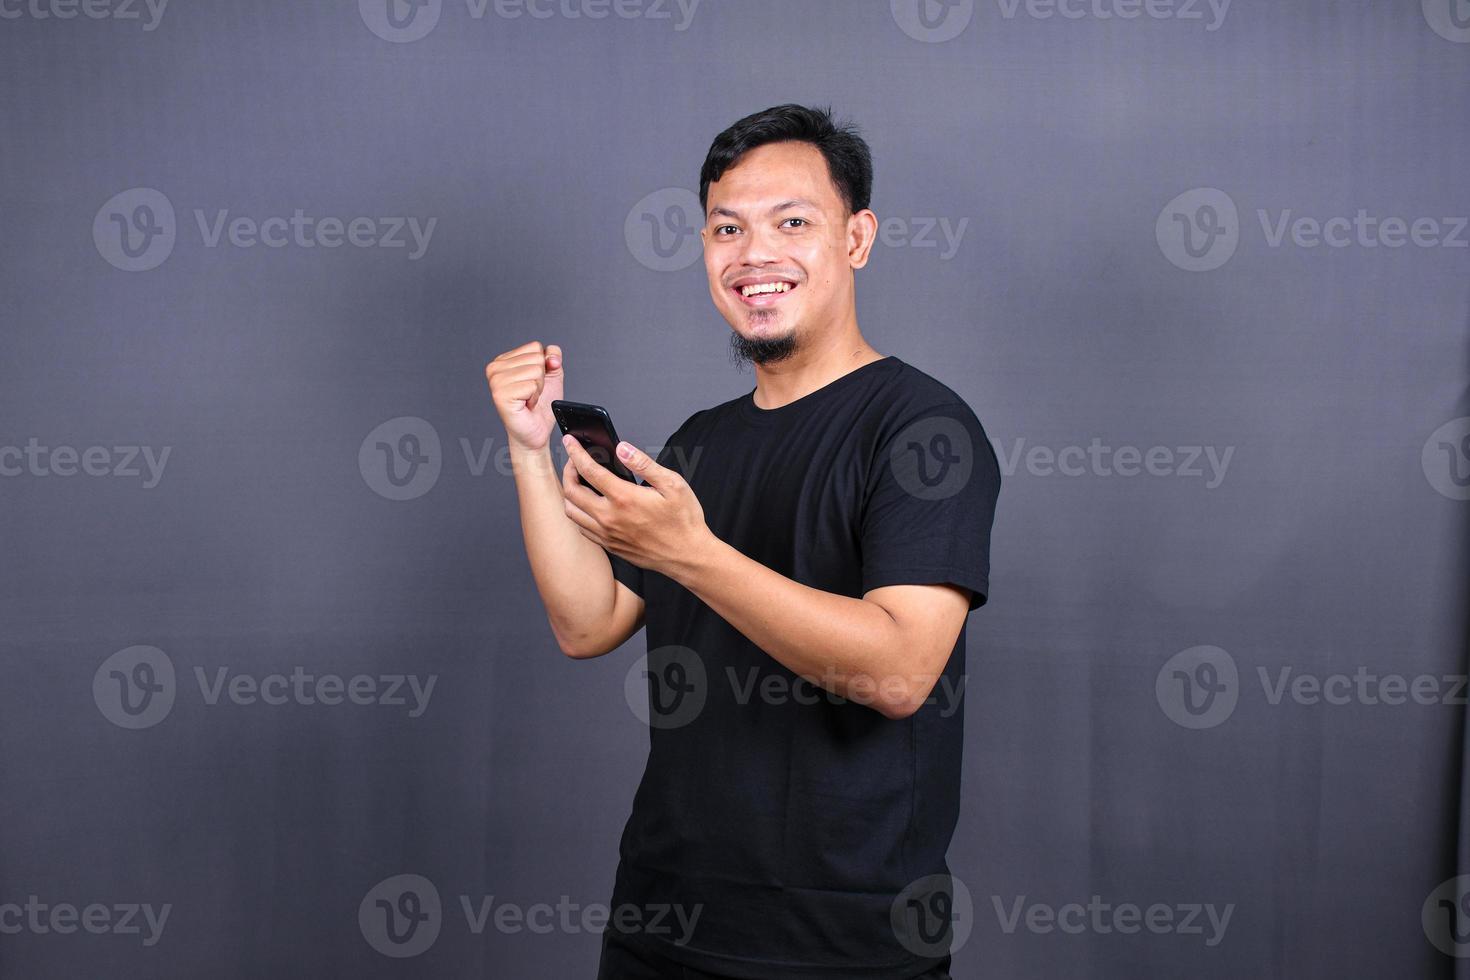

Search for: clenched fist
xmin=485 ymin=341 xmax=564 ymax=453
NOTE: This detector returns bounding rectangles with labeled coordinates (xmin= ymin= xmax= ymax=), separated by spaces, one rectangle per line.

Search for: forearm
xmin=509 ymin=444 xmax=619 ymax=650
xmin=668 ymin=534 xmax=919 ymax=717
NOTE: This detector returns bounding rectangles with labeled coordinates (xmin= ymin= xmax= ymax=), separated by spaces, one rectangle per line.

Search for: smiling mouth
xmin=732 ymin=281 xmax=799 ymax=307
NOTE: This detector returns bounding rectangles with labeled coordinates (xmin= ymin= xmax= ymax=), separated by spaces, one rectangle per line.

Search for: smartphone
xmin=550 ymin=399 xmax=640 ymax=495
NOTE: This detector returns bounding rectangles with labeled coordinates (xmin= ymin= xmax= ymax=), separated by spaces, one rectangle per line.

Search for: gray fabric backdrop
xmin=2 ymin=1 xmax=1468 ymax=977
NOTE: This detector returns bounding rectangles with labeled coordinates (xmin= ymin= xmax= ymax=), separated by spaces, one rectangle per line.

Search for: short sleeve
xmin=859 ymin=401 xmax=1001 ymax=611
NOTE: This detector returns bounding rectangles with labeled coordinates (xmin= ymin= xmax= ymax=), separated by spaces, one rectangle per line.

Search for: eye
xmin=714 ymin=224 xmax=739 ymax=236
xmin=782 ymin=218 xmax=808 ymax=229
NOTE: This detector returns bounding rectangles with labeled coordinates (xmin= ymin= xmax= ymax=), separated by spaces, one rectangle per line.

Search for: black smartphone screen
xmin=549 ymin=399 xmax=639 ymax=495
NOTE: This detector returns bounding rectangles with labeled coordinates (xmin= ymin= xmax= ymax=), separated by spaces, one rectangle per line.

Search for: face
xmin=701 ymin=141 xmax=876 ymax=366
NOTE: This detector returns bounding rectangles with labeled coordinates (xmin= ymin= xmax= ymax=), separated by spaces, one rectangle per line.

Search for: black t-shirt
xmin=603 ymin=355 xmax=1000 ymax=978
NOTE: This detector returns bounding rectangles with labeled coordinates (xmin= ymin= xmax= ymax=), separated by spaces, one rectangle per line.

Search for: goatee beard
xmin=729 ymin=325 xmax=798 ymax=369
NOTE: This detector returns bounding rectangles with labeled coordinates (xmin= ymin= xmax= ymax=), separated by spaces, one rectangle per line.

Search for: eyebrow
xmin=706 ymin=198 xmax=820 ymax=221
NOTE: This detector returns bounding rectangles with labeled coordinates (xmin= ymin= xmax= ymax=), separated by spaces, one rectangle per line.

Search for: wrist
xmin=507 ymin=441 xmax=555 ymax=478
xmin=663 ymin=527 xmax=726 ymax=588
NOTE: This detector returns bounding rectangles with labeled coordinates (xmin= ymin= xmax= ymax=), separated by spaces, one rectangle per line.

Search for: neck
xmin=750 ymin=330 xmax=886 ymax=410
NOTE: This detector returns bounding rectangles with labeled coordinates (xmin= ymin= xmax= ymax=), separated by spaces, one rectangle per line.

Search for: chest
xmin=673 ymin=419 xmax=878 ymax=584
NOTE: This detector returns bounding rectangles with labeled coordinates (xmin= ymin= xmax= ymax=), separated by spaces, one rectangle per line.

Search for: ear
xmin=847 ymin=208 xmax=879 ymax=269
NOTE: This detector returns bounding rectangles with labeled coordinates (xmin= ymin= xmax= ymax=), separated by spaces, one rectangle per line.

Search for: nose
xmin=734 ymin=220 xmax=783 ymax=268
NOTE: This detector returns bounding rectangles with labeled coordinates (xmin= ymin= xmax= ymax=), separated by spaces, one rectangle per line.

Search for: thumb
xmin=616 ymin=441 xmax=672 ymax=489
xmin=544 ymin=343 xmax=564 ymax=378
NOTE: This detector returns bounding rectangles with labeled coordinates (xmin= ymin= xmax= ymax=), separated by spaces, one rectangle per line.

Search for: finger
xmin=488 ymin=358 xmax=549 ymax=407
xmin=561 ymin=452 xmax=583 ymax=498
xmin=562 ymin=433 xmax=621 ymax=498
xmin=487 ymin=341 xmax=549 ymax=378
xmin=562 ymin=493 xmax=604 ymax=543
xmin=614 ymin=441 xmax=679 ymax=493
xmin=528 ymin=344 xmax=563 ymax=412
xmin=561 ymin=452 xmax=610 ymax=515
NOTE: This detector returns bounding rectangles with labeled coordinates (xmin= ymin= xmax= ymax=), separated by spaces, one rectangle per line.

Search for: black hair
xmin=698 ymin=104 xmax=873 ymax=218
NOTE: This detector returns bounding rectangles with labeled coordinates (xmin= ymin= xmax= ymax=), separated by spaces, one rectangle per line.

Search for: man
xmin=486 ymin=104 xmax=1001 ymax=979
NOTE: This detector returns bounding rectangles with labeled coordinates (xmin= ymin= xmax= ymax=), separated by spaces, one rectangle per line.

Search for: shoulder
xmin=885 ymin=358 xmax=969 ymax=403
xmin=870 ymin=359 xmax=1001 ymax=485
xmin=669 ymin=404 xmax=719 ymax=442
xmin=876 ymin=358 xmax=990 ymax=434
xmin=669 ymin=385 xmax=750 ymax=440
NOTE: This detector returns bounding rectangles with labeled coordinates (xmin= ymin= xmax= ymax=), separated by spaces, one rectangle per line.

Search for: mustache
xmin=724 ymin=271 xmax=804 ymax=287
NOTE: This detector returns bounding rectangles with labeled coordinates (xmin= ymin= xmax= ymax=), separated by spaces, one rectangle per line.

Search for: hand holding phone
xmin=550 ymin=399 xmax=640 ymax=496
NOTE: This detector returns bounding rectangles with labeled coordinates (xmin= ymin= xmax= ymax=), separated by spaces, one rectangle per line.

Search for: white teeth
xmin=740 ymin=282 xmax=793 ymax=297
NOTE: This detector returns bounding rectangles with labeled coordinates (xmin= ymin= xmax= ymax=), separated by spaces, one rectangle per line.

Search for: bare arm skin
xmin=486 ymin=341 xmax=644 ymax=658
